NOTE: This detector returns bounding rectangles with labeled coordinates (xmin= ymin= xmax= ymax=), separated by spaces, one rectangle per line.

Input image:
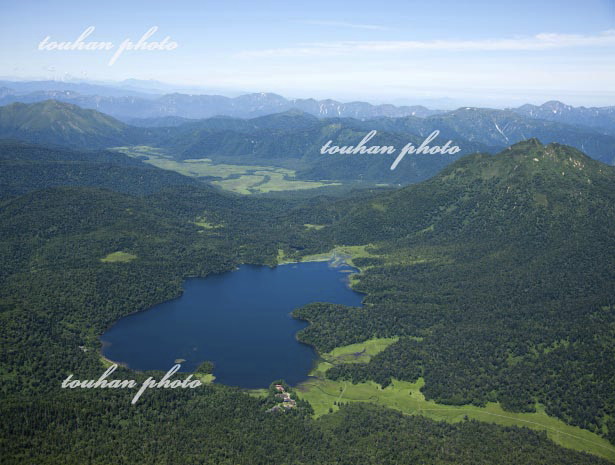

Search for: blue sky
xmin=1 ymin=0 xmax=614 ymax=106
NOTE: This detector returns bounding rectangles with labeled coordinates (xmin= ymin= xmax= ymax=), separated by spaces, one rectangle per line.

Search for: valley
xmin=113 ymin=145 xmax=341 ymax=194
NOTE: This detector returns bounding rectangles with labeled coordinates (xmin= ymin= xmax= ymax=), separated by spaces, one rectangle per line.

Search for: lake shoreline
xmin=99 ymin=259 xmax=364 ymax=388
xmin=98 ymin=246 xmax=368 ymax=384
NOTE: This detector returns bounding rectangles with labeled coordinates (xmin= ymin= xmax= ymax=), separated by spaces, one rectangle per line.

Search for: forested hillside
xmin=293 ymin=140 xmax=615 ymax=443
xmin=0 ymin=140 xmax=202 ymax=197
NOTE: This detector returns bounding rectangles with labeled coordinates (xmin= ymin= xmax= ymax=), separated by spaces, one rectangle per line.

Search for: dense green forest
xmin=1 ymin=137 xmax=614 ymax=463
xmin=294 ymin=140 xmax=615 ymax=443
xmin=0 ymin=140 xmax=203 ymax=197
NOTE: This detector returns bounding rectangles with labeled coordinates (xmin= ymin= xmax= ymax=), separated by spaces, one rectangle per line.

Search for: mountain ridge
xmin=1 ymin=82 xmax=613 ymax=133
xmin=0 ymin=100 xmax=613 ymax=188
xmin=0 ymin=100 xmax=137 ymax=148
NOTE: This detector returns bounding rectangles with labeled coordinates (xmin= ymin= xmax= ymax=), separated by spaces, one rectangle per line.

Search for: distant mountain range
xmin=0 ymin=85 xmax=442 ymax=121
xmin=0 ymin=81 xmax=613 ymax=135
xmin=509 ymin=100 xmax=615 ymax=135
xmin=0 ymin=95 xmax=613 ymax=187
xmin=0 ymin=80 xmax=158 ymax=98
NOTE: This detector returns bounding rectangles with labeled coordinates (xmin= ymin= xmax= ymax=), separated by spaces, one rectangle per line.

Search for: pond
xmin=101 ymin=261 xmax=363 ymax=388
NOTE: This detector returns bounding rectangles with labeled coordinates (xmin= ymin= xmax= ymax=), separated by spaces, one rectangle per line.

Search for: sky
xmin=1 ymin=0 xmax=614 ymax=107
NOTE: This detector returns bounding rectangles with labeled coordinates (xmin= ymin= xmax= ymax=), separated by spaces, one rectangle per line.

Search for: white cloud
xmin=238 ymin=30 xmax=615 ymax=58
xmin=300 ymin=20 xmax=390 ymax=31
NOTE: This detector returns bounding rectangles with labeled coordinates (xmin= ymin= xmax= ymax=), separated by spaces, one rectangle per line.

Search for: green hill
xmin=328 ymin=138 xmax=614 ymax=242
xmin=0 ymin=100 xmax=135 ymax=148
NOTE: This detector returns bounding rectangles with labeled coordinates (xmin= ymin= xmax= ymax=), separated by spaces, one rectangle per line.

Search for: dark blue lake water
xmin=101 ymin=261 xmax=363 ymax=388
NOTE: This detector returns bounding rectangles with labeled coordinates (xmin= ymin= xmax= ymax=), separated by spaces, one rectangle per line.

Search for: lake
xmin=101 ymin=261 xmax=363 ymax=388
